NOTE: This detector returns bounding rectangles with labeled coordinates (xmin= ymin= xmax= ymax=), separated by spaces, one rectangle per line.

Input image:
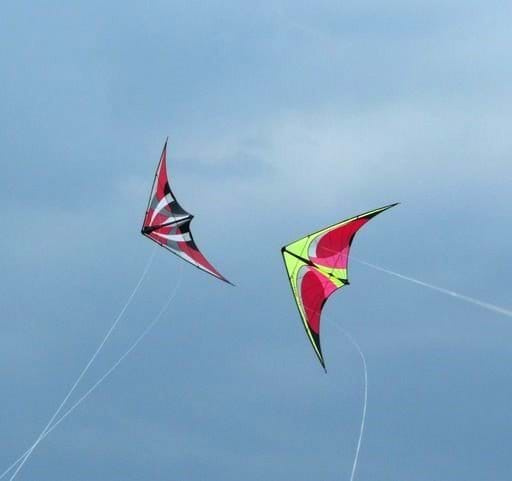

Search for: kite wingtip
xmin=318 ymin=356 xmax=327 ymax=372
xmin=374 ymin=202 xmax=400 ymax=215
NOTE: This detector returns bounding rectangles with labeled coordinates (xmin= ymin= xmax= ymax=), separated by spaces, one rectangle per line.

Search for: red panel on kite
xmin=309 ymin=217 xmax=371 ymax=271
xmin=299 ymin=267 xmax=338 ymax=334
xmin=141 ymin=140 xmax=232 ymax=284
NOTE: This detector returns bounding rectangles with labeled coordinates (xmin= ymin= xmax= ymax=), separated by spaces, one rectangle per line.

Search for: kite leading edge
xmin=281 ymin=203 xmax=398 ymax=370
xmin=141 ymin=139 xmax=232 ymax=284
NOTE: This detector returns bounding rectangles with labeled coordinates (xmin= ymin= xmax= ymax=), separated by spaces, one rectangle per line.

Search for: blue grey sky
xmin=1 ymin=1 xmax=511 ymax=480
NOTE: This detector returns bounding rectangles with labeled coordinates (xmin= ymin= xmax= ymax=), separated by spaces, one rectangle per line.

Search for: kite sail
xmin=281 ymin=203 xmax=398 ymax=370
xmin=141 ymin=140 xmax=231 ymax=284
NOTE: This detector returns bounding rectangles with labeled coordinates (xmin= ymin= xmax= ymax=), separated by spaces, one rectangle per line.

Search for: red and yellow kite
xmin=281 ymin=204 xmax=397 ymax=370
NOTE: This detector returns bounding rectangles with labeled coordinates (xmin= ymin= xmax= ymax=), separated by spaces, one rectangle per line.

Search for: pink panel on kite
xmin=299 ymin=268 xmax=337 ymax=334
xmin=178 ymin=238 xmax=226 ymax=280
xmin=310 ymin=217 xmax=370 ymax=270
xmin=156 ymin=151 xmax=168 ymax=193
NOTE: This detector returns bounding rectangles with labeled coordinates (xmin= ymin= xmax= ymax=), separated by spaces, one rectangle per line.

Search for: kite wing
xmin=281 ymin=203 xmax=398 ymax=369
xmin=141 ymin=140 xmax=231 ymax=284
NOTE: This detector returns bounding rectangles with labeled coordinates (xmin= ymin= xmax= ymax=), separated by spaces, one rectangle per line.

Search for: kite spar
xmin=141 ymin=139 xmax=232 ymax=284
xmin=281 ymin=203 xmax=398 ymax=370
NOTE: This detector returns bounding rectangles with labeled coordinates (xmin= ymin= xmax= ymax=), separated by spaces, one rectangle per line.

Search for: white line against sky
xmin=354 ymin=259 xmax=512 ymax=319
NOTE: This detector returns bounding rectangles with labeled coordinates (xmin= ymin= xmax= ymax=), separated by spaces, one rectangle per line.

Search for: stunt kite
xmin=281 ymin=204 xmax=398 ymax=370
xmin=141 ymin=140 xmax=232 ymax=284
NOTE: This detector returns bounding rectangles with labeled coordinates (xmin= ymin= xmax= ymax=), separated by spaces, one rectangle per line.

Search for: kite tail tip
xmin=319 ymin=358 xmax=327 ymax=373
xmin=376 ymin=202 xmax=400 ymax=214
xmin=222 ymin=277 xmax=236 ymax=287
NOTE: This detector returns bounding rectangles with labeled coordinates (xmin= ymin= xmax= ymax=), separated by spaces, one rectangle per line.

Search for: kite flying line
xmin=353 ymin=259 xmax=512 ymax=319
xmin=1 ymin=265 xmax=182 ymax=480
xmin=8 ymin=249 xmax=156 ymax=481
xmin=344 ymin=331 xmax=367 ymax=481
xmin=331 ymin=324 xmax=368 ymax=481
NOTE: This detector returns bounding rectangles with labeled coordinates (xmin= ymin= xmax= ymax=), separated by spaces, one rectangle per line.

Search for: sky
xmin=1 ymin=1 xmax=511 ymax=480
